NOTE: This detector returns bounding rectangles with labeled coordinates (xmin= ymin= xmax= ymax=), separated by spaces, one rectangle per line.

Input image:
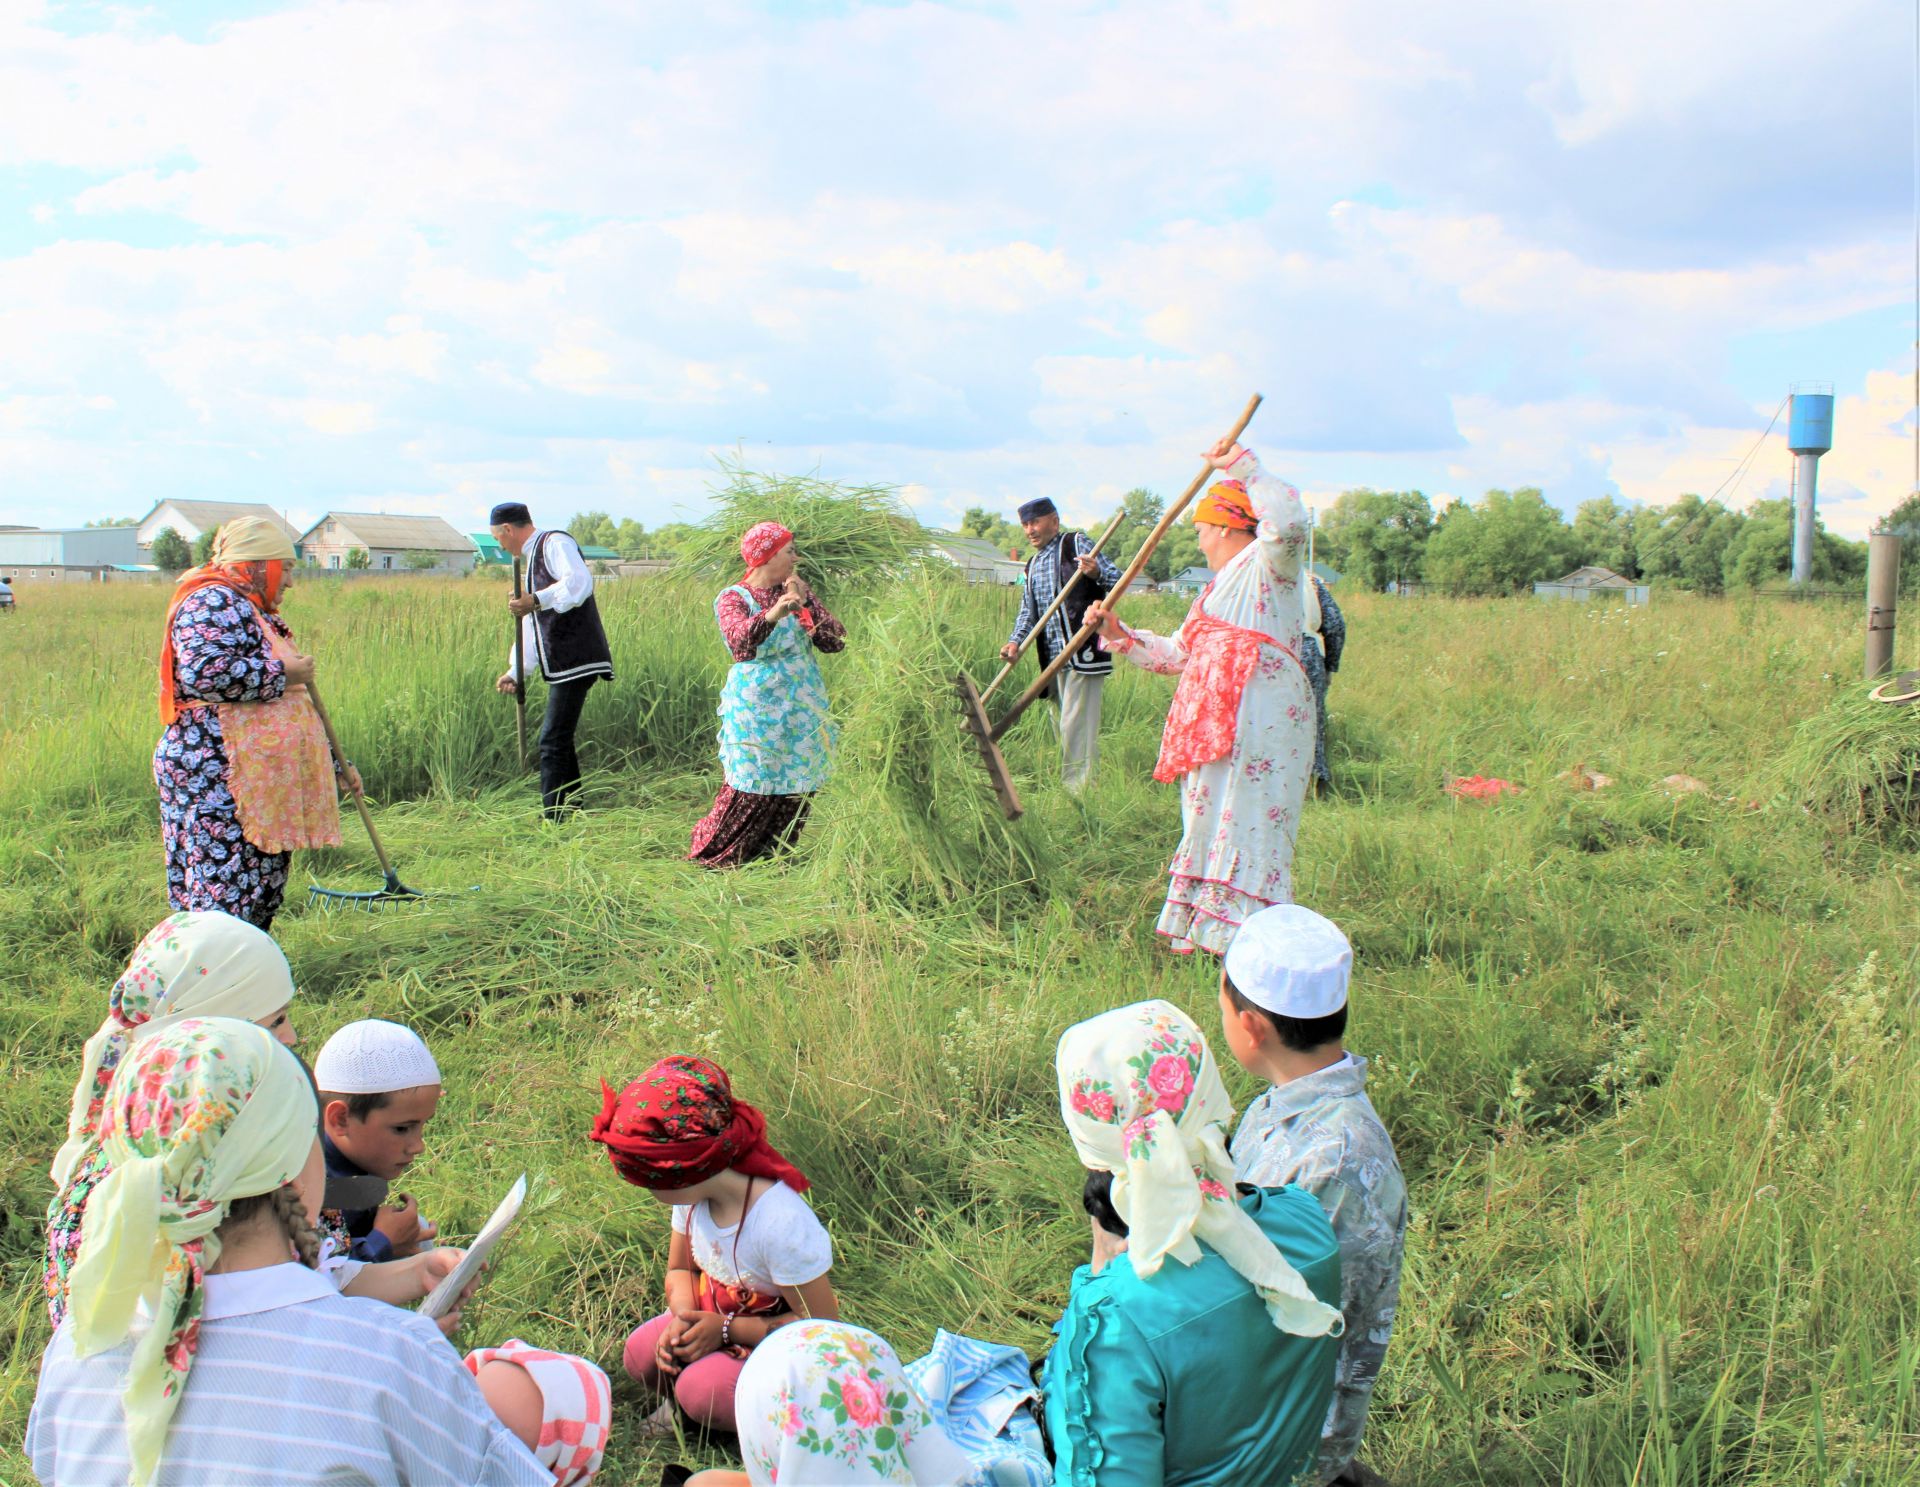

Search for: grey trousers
xmin=1055 ymin=668 xmax=1105 ymax=791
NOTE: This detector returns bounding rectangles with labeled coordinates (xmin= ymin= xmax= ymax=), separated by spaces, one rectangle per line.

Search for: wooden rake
xmin=956 ymin=392 xmax=1264 ymax=818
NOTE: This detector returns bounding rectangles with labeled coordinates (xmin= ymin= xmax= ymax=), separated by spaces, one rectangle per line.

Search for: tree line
xmin=1316 ymin=487 xmax=1878 ymax=596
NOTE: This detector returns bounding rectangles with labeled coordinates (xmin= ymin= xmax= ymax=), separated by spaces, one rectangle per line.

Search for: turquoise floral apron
xmin=715 ymin=585 xmax=836 ymax=795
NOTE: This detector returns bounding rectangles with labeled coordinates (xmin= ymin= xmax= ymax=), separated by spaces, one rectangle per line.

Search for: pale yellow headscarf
xmin=52 ymin=911 xmax=296 ymax=1188
xmin=210 ymin=515 xmax=295 ymax=563
xmin=67 ymin=1017 xmax=317 ymax=1487
xmin=1056 ymin=999 xmax=1343 ymax=1338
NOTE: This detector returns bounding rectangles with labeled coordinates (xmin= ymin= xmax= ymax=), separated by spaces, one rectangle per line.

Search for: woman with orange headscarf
xmin=1086 ymin=440 xmax=1313 ymax=955
xmin=153 ymin=516 xmax=361 ymax=929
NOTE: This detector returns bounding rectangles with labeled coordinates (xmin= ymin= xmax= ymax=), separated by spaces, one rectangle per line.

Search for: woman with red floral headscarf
xmin=1086 ymin=440 xmax=1314 ymax=955
xmin=153 ymin=516 xmax=362 ymax=929
xmin=688 ymin=522 xmax=847 ymax=868
xmin=591 ymin=1055 xmax=839 ymax=1436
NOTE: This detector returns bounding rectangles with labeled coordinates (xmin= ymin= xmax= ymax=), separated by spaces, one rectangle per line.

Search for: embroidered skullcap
xmin=1056 ymin=999 xmax=1343 ymax=1338
xmin=490 ymin=502 xmax=533 ymax=527
xmin=312 ymin=1019 xmax=441 ymax=1096
xmin=1016 ymin=497 xmax=1057 ymax=523
xmin=462 ymin=1340 xmax=612 ymax=1487
xmin=1194 ymin=479 xmax=1257 ymax=532
xmin=1224 ymin=904 xmax=1352 ymax=1018
xmin=210 ymin=515 xmax=295 ymax=564
xmin=589 ymin=1055 xmax=809 ymax=1193
xmin=739 ymin=521 xmax=794 ymax=573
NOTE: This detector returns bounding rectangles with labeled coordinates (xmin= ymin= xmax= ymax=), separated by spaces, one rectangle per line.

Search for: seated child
xmin=589 ymin=1055 xmax=838 ymax=1434
xmin=313 ymin=1018 xmax=443 ymax=1265
xmin=27 ymin=1016 xmax=611 ymax=1487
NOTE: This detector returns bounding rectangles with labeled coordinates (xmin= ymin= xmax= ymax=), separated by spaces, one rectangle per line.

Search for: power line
xmin=1704 ymin=394 xmax=1789 ymax=512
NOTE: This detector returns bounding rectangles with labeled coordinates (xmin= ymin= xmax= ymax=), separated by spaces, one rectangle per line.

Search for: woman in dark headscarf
xmin=154 ymin=516 xmax=360 ymax=928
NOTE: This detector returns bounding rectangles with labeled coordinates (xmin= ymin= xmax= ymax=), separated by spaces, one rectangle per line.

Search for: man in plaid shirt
xmin=1000 ymin=497 xmax=1121 ymax=790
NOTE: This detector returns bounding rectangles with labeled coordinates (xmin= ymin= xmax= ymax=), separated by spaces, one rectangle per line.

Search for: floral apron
xmin=222 ymin=626 xmax=344 ymax=853
xmin=1153 ymin=605 xmax=1303 ymax=783
xmin=715 ymin=585 xmax=836 ymax=795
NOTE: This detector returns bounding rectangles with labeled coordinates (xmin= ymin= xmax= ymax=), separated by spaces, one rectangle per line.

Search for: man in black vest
xmin=490 ymin=502 xmax=615 ymax=818
xmin=999 ymin=496 xmax=1120 ymax=791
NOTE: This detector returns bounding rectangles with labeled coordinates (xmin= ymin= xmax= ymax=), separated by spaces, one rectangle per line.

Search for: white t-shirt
xmin=672 ymin=1181 xmax=832 ymax=1294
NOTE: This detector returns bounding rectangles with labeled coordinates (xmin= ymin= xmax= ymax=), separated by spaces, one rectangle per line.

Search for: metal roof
xmin=138 ymin=501 xmax=300 ymax=541
xmin=299 ymin=512 xmax=471 ymax=550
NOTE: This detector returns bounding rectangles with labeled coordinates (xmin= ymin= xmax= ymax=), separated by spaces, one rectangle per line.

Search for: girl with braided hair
xmin=28 ymin=1018 xmax=611 ymax=1487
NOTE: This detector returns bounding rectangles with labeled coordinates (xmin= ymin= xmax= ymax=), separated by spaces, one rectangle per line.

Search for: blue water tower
xmin=1788 ymin=383 xmax=1833 ymax=584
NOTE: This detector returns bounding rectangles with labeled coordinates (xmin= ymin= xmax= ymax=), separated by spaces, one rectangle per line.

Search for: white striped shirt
xmin=26 ymin=1263 xmax=549 ymax=1486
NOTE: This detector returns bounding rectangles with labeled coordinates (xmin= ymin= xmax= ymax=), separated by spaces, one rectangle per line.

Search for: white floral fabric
xmin=1056 ymin=999 xmax=1343 ymax=1338
xmin=736 ymin=1320 xmax=977 ymax=1485
xmin=1114 ymin=450 xmax=1312 ymax=955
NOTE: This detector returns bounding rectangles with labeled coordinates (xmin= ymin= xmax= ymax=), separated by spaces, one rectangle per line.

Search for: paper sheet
xmin=419 ymin=1174 xmax=526 ymax=1321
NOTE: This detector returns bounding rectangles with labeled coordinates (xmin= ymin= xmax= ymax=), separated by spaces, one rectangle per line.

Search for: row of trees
xmin=1317 ymin=488 xmax=1874 ymax=596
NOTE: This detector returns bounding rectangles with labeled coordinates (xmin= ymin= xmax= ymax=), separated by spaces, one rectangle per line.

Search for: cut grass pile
xmin=0 ymin=575 xmax=1915 ymax=1485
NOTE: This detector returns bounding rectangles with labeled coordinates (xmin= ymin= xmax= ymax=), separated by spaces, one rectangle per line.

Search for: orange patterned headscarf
xmin=1194 ymin=480 xmax=1257 ymax=532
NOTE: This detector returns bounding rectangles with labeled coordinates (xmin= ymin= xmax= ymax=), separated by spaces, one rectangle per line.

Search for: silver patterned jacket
xmin=1231 ymin=1054 xmax=1407 ymax=1486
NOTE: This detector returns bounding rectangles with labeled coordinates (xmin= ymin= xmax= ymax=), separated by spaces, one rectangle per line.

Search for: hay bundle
xmin=1775 ymin=688 xmax=1920 ymax=843
xmin=808 ymin=576 xmax=1055 ymax=904
xmin=677 ymin=462 xmax=929 ymax=593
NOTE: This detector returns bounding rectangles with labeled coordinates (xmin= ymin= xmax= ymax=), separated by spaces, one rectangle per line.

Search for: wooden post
xmin=1865 ymin=530 xmax=1900 ymax=679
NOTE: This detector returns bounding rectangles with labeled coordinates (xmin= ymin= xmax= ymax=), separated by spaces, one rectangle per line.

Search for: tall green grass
xmin=1 ymin=578 xmax=1915 ymax=1484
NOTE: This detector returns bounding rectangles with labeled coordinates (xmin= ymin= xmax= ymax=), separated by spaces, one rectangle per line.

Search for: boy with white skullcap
xmin=314 ymin=1019 xmax=444 ymax=1265
xmin=1219 ymin=905 xmax=1407 ymax=1487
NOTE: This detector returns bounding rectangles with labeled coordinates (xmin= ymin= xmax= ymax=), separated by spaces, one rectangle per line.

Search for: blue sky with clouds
xmin=0 ymin=0 xmax=1911 ymax=539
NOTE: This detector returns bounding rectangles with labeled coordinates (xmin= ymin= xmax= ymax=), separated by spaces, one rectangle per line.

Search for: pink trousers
xmin=624 ymin=1312 xmax=746 ymax=1433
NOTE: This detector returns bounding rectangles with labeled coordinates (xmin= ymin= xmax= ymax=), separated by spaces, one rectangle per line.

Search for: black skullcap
xmin=489 ymin=502 xmax=532 ymax=527
xmin=1016 ymin=497 xmax=1058 ymax=523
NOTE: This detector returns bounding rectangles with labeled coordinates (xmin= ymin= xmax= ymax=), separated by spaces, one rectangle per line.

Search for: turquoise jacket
xmin=1042 ymin=1185 xmax=1342 ymax=1487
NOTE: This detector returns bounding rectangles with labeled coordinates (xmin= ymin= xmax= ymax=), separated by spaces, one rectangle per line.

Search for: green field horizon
xmin=2 ymin=574 xmax=1915 ymax=1485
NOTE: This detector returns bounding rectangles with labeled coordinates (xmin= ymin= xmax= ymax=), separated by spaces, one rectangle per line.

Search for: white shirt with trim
xmin=670 ymin=1181 xmax=833 ymax=1294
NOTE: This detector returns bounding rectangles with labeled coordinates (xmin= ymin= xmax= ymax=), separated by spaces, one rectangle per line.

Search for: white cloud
xmin=0 ymin=0 xmax=1908 ymax=542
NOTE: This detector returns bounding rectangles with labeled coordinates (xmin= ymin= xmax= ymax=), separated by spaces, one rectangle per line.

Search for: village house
xmin=135 ymin=500 xmax=300 ymax=551
xmin=297 ymin=513 xmax=477 ymax=572
xmin=1533 ymin=565 xmax=1650 ymax=606
xmin=926 ymin=533 xmax=1027 ymax=586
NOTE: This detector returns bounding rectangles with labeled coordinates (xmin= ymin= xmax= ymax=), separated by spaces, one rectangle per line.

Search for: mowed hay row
xmin=2 ymin=579 xmax=1918 ymax=1484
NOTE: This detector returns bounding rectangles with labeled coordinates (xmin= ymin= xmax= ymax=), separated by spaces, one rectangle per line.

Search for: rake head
xmin=955 ymin=671 xmax=1023 ymax=820
xmin=307 ymin=868 xmax=428 ymax=909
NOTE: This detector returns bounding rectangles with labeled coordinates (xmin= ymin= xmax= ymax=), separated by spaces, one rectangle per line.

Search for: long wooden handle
xmin=990 ymin=393 xmax=1262 ymax=740
xmin=512 ymin=559 xmax=528 ymax=767
xmin=304 ymin=680 xmax=397 ymax=880
xmin=979 ymin=505 xmax=1128 ymax=707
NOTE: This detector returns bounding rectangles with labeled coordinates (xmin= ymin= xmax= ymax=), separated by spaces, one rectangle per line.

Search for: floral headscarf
xmin=588 ymin=1055 xmax=810 ymax=1193
xmin=737 ymin=1321 xmax=973 ymax=1486
xmin=51 ymin=912 xmax=296 ymax=1189
xmin=1194 ymin=479 xmax=1258 ymax=532
xmin=1057 ymin=999 xmax=1343 ymax=1338
xmin=740 ymin=520 xmax=795 ymax=576
xmin=66 ymin=1017 xmax=318 ymax=1487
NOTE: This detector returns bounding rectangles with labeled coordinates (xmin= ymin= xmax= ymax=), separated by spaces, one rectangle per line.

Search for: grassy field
xmin=1 ymin=572 xmax=1916 ymax=1485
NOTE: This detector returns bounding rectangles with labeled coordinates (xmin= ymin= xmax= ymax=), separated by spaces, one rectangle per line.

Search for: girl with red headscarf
xmin=688 ymin=521 xmax=848 ymax=869
xmin=590 ymin=1056 xmax=839 ymax=1436
xmin=1085 ymin=440 xmax=1314 ymax=955
xmin=153 ymin=516 xmax=362 ymax=929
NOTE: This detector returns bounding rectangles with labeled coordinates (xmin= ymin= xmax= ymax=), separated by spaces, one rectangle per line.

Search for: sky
xmin=0 ymin=0 xmax=1913 ymax=540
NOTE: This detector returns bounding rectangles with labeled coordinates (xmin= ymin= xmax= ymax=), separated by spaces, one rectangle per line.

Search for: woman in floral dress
xmin=1088 ymin=440 xmax=1313 ymax=955
xmin=153 ymin=516 xmax=360 ymax=928
xmin=688 ymin=521 xmax=846 ymax=869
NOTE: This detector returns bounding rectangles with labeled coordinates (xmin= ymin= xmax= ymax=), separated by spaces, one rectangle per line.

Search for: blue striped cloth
xmin=903 ymin=1328 xmax=1053 ymax=1486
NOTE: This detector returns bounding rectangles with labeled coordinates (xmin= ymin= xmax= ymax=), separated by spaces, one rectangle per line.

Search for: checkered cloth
xmin=464 ymin=1339 xmax=612 ymax=1487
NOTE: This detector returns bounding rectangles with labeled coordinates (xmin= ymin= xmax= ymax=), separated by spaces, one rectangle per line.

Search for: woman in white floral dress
xmin=1088 ymin=439 xmax=1312 ymax=955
